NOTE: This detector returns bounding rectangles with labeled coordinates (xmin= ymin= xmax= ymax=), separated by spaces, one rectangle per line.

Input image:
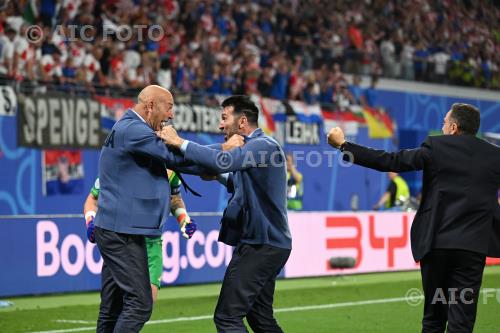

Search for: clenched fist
xmin=222 ymin=134 xmax=245 ymax=151
xmin=327 ymin=127 xmax=346 ymax=148
xmin=159 ymin=125 xmax=184 ymax=148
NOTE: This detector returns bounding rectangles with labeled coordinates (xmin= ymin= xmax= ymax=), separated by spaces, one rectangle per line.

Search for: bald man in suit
xmin=94 ymin=85 xmax=199 ymax=332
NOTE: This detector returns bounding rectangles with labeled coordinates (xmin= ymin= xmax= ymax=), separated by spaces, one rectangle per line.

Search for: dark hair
xmin=221 ymin=95 xmax=259 ymax=125
xmin=450 ymin=103 xmax=480 ymax=135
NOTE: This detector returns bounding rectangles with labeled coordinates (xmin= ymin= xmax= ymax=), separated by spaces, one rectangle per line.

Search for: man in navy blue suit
xmin=94 ymin=85 xmax=201 ymax=332
xmin=160 ymin=95 xmax=292 ymax=333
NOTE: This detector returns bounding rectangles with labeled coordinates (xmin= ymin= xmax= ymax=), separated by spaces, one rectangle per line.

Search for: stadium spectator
xmin=0 ymin=26 xmax=16 ymax=77
xmin=82 ymin=46 xmax=104 ymax=85
xmin=0 ymin=0 xmax=498 ymax=95
xmin=334 ymin=82 xmax=355 ymax=112
xmin=430 ymin=47 xmax=451 ymax=83
xmin=401 ymin=38 xmax=415 ymax=80
xmin=40 ymin=48 xmax=63 ymax=83
xmin=373 ymin=172 xmax=410 ymax=210
xmin=270 ymin=60 xmax=290 ymax=100
xmin=380 ymin=34 xmax=397 ymax=78
xmin=360 ymin=75 xmax=379 ymax=108
xmin=157 ymin=57 xmax=173 ymax=90
xmin=348 ymin=75 xmax=363 ymax=105
xmin=414 ymin=41 xmax=430 ymax=82
xmin=286 ymin=153 xmax=304 ymax=211
xmin=61 ymin=58 xmax=77 ymax=89
xmin=257 ymin=65 xmax=273 ymax=97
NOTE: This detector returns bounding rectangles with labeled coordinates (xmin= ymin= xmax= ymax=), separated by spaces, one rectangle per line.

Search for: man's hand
xmin=222 ymin=134 xmax=244 ymax=151
xmin=327 ymin=127 xmax=346 ymax=149
xmin=159 ymin=125 xmax=184 ymax=148
xmin=85 ymin=213 xmax=96 ymax=243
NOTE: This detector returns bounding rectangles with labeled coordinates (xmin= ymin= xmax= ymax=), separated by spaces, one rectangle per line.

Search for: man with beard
xmin=160 ymin=95 xmax=292 ymax=333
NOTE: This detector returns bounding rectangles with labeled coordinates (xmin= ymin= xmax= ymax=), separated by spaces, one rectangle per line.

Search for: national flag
xmin=42 ymin=150 xmax=84 ymax=196
xmin=23 ymin=0 xmax=39 ymax=24
xmin=256 ymin=96 xmax=276 ymax=135
xmin=321 ymin=106 xmax=365 ymax=136
xmin=94 ymin=95 xmax=135 ymax=130
xmin=362 ymin=107 xmax=395 ymax=139
xmin=287 ymin=100 xmax=323 ymax=123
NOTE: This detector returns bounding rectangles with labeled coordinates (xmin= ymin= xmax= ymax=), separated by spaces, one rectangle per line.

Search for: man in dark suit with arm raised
xmin=160 ymin=95 xmax=291 ymax=333
xmin=327 ymin=103 xmax=500 ymax=333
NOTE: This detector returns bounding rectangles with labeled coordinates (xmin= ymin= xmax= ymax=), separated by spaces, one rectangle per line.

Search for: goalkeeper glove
xmin=85 ymin=211 xmax=96 ymax=243
xmin=175 ymin=208 xmax=196 ymax=239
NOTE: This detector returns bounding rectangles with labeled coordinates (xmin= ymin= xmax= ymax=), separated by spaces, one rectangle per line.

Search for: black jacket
xmin=341 ymin=135 xmax=500 ymax=261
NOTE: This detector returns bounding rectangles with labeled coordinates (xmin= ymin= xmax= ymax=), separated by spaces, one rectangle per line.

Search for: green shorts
xmin=146 ymin=236 xmax=163 ymax=288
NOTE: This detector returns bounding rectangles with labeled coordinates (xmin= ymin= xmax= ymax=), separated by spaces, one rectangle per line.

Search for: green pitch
xmin=2 ymin=266 xmax=500 ymax=332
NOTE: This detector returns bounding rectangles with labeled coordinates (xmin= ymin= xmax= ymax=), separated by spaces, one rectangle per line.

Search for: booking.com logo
xmin=213 ymin=150 xmax=355 ymax=171
xmin=404 ymin=288 xmax=500 ymax=306
xmin=25 ymin=24 xmax=164 ymax=44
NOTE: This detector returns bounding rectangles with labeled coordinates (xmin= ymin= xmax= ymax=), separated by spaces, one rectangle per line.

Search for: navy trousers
xmin=95 ymin=226 xmax=152 ymax=333
xmin=214 ymin=243 xmax=291 ymax=333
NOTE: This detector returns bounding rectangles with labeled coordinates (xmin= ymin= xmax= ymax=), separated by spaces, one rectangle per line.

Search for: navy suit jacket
xmin=183 ymin=128 xmax=292 ymax=249
xmin=95 ymin=109 xmax=201 ymax=237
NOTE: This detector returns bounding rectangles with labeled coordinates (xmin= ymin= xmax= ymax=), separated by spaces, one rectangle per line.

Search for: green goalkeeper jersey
xmin=89 ymin=173 xmax=182 ymax=288
xmin=90 ymin=171 xmax=182 ymax=200
xmin=90 ymin=171 xmax=182 ymax=245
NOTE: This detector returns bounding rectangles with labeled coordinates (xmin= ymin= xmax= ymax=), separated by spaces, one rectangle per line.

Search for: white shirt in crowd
xmin=15 ymin=36 xmax=40 ymax=77
xmin=401 ymin=43 xmax=415 ymax=64
xmin=41 ymin=54 xmax=63 ymax=78
xmin=380 ymin=39 xmax=396 ymax=63
xmin=123 ymin=49 xmax=141 ymax=70
xmin=69 ymin=44 xmax=86 ymax=67
xmin=433 ymin=52 xmax=450 ymax=75
xmin=0 ymin=35 xmax=15 ymax=74
xmin=83 ymin=54 xmax=101 ymax=82
xmin=157 ymin=69 xmax=172 ymax=89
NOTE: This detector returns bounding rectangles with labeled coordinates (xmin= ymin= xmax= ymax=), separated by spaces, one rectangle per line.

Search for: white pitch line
xmin=274 ymin=296 xmax=418 ymax=313
xmin=29 ymin=295 xmax=421 ymax=333
xmin=32 ymin=289 xmax=500 ymax=333
xmin=29 ymin=328 xmax=95 ymax=333
xmin=146 ymin=314 xmax=213 ymax=324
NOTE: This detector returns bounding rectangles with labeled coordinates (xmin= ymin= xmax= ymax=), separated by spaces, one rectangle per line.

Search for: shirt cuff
xmin=180 ymin=140 xmax=190 ymax=154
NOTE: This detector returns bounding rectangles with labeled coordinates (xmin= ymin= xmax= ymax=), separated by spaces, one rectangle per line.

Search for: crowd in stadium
xmin=0 ymin=0 xmax=499 ymax=101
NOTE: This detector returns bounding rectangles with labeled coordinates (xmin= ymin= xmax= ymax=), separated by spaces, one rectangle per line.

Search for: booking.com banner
xmin=2 ymin=212 xmax=499 ymax=297
xmin=0 ymin=215 xmax=233 ymax=297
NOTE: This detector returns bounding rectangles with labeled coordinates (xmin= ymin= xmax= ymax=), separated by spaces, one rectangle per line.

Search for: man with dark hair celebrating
xmin=328 ymin=103 xmax=500 ymax=333
xmin=160 ymin=95 xmax=291 ymax=333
